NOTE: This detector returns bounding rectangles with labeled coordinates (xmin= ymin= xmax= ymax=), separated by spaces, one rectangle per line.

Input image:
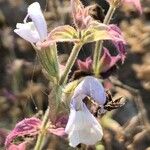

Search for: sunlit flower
xmin=14 ymin=2 xmax=47 ymax=43
xmin=65 ymin=103 xmax=103 ymax=147
xmin=72 ymin=76 xmax=106 ymax=105
xmin=65 ymin=76 xmax=106 ymax=147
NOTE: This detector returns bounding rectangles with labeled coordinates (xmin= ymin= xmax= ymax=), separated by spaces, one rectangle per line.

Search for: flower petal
xmin=27 ymin=2 xmax=47 ymax=41
xmin=101 ymin=47 xmax=122 ymax=72
xmin=72 ymin=76 xmax=106 ymax=106
xmin=77 ymin=57 xmax=92 ymax=71
xmin=65 ymin=108 xmax=76 ymax=133
xmin=65 ymin=103 xmax=103 ymax=147
xmin=14 ymin=22 xmax=40 ymax=43
xmin=107 ymin=24 xmax=127 ymax=62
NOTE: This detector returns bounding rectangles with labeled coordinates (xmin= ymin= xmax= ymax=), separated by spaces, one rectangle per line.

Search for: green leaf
xmin=48 ymin=25 xmax=79 ymax=42
xmin=36 ymin=43 xmax=60 ymax=82
xmin=62 ymin=79 xmax=81 ymax=106
xmin=82 ymin=22 xmax=112 ymax=43
xmin=63 ymin=79 xmax=80 ymax=94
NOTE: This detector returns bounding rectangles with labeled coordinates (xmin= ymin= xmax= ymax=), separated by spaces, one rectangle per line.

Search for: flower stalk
xmin=34 ymin=44 xmax=61 ymax=150
xmin=93 ymin=5 xmax=116 ymax=77
xmin=34 ymin=107 xmax=50 ymax=150
xmin=59 ymin=42 xmax=83 ymax=85
xmin=34 ymin=82 xmax=63 ymax=150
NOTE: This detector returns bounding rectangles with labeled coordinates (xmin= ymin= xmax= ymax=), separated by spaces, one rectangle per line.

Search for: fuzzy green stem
xmin=93 ymin=5 xmax=116 ymax=77
xmin=34 ymin=83 xmax=63 ymax=150
xmin=34 ymin=107 xmax=50 ymax=150
xmin=59 ymin=43 xmax=83 ymax=85
xmin=33 ymin=43 xmax=60 ymax=84
xmin=103 ymin=6 xmax=116 ymax=25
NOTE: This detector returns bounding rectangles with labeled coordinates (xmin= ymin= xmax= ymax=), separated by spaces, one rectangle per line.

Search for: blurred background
xmin=0 ymin=0 xmax=150 ymax=149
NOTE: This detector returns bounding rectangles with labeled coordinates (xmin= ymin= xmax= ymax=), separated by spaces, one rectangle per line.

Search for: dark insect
xmin=81 ymin=91 xmax=126 ymax=118
xmin=104 ymin=90 xmax=126 ymax=111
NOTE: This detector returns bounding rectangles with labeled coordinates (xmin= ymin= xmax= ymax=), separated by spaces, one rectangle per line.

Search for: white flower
xmin=72 ymin=76 xmax=106 ymax=106
xmin=65 ymin=102 xmax=103 ymax=147
xmin=14 ymin=2 xmax=47 ymax=43
xmin=65 ymin=76 xmax=106 ymax=147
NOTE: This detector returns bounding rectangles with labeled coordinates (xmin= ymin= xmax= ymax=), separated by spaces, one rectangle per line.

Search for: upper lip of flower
xmin=71 ymin=76 xmax=106 ymax=108
xmin=14 ymin=2 xmax=47 ymax=43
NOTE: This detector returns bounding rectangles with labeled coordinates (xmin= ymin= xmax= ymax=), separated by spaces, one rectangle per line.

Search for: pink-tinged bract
xmin=55 ymin=115 xmax=68 ymax=128
xmin=77 ymin=57 xmax=92 ymax=72
xmin=76 ymin=49 xmax=123 ymax=76
xmin=5 ymin=116 xmax=67 ymax=149
xmin=5 ymin=117 xmax=42 ymax=148
xmin=71 ymin=0 xmax=93 ymax=29
xmin=107 ymin=24 xmax=127 ymax=62
xmin=48 ymin=115 xmax=68 ymax=137
xmin=7 ymin=142 xmax=27 ymax=150
xmin=113 ymin=41 xmax=126 ymax=62
xmin=108 ymin=24 xmax=126 ymax=44
xmin=49 ymin=128 xmax=66 ymax=137
xmin=101 ymin=47 xmax=122 ymax=72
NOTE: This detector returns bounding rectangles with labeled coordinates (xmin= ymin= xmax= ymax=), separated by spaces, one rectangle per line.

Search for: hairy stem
xmin=103 ymin=6 xmax=116 ymax=25
xmin=34 ymin=84 xmax=63 ymax=150
xmin=93 ymin=6 xmax=116 ymax=77
xmin=59 ymin=43 xmax=83 ymax=85
xmin=34 ymin=107 xmax=50 ymax=150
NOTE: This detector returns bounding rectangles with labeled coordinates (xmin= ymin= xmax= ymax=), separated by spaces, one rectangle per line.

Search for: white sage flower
xmin=65 ymin=102 xmax=103 ymax=147
xmin=72 ymin=76 xmax=106 ymax=106
xmin=14 ymin=2 xmax=47 ymax=43
xmin=65 ymin=76 xmax=106 ymax=147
